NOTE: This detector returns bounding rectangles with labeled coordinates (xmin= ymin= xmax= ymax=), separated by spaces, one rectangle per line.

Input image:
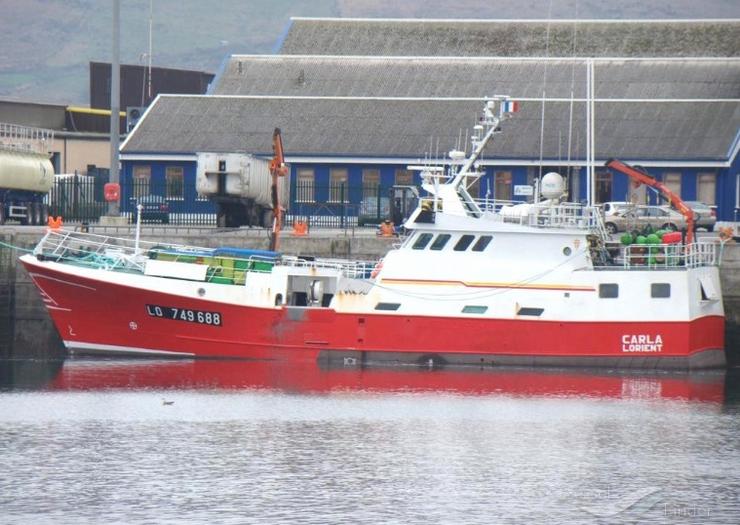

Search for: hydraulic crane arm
xmin=605 ymin=158 xmax=694 ymax=244
xmin=268 ymin=128 xmax=288 ymax=252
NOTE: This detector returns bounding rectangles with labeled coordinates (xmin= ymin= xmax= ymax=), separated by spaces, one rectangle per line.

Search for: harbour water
xmin=1 ymin=357 xmax=739 ymax=524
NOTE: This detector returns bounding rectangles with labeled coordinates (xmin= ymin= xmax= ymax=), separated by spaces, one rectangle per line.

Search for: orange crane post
xmin=605 ymin=158 xmax=695 ymax=244
xmin=268 ymin=128 xmax=288 ymax=252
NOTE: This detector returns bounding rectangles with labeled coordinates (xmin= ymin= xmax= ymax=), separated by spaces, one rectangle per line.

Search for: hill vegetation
xmin=1 ymin=0 xmax=737 ymax=105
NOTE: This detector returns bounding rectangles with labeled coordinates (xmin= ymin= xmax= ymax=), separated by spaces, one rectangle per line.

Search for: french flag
xmin=502 ymin=100 xmax=520 ymax=113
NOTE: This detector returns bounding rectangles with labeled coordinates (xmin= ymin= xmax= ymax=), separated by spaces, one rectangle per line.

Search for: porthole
xmin=563 ymin=247 xmax=572 ymax=256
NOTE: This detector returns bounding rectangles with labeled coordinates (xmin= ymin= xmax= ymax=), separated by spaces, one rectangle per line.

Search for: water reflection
xmin=2 ymin=358 xmax=738 ymax=524
xmin=5 ymin=357 xmax=726 ymax=404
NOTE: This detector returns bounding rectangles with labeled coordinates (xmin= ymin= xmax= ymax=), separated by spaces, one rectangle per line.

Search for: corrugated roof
xmin=280 ymin=19 xmax=740 ymax=58
xmin=212 ymin=55 xmax=740 ymax=99
xmin=121 ymin=95 xmax=740 ymax=162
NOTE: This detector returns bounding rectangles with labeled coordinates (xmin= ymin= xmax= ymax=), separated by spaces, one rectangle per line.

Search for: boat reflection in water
xmin=46 ymin=358 xmax=727 ymax=404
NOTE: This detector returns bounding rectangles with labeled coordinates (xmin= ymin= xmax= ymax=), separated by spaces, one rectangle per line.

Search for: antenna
xmin=537 ymin=0 xmax=554 ymax=180
xmin=147 ymin=0 xmax=153 ymax=101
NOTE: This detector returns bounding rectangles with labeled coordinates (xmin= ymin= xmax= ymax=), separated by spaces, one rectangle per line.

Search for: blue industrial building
xmin=120 ymin=19 xmax=740 ymax=223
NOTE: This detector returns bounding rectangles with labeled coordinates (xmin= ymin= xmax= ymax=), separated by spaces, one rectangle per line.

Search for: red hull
xmin=23 ymin=258 xmax=726 ymax=369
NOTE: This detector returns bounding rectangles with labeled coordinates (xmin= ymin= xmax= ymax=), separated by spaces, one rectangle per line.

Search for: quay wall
xmin=1 ymin=226 xmax=738 ymax=362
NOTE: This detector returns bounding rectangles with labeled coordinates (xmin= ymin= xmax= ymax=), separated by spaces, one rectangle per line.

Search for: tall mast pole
xmin=108 ymin=0 xmax=120 ymax=216
xmin=147 ymin=0 xmax=153 ymax=102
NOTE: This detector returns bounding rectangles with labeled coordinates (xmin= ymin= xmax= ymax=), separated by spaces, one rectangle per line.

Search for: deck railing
xmin=619 ymin=242 xmax=717 ymax=269
xmin=31 ymin=229 xmax=378 ymax=281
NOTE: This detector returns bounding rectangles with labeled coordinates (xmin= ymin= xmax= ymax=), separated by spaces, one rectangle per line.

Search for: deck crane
xmin=605 ymin=158 xmax=695 ymax=244
xmin=268 ymin=128 xmax=288 ymax=251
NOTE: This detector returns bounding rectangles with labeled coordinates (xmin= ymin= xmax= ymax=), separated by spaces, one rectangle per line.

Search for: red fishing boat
xmin=20 ymin=97 xmax=725 ymax=369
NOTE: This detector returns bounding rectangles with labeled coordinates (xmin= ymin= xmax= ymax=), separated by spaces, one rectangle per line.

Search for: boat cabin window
xmin=471 ymin=235 xmax=492 ymax=252
xmin=599 ymin=283 xmax=619 ymax=298
xmin=454 ymin=235 xmax=476 ymax=251
xmin=651 ymin=283 xmax=671 ymax=298
xmin=430 ymin=234 xmax=451 ymax=251
xmin=462 ymin=305 xmax=488 ymax=314
xmin=412 ymin=233 xmax=433 ymax=250
xmin=375 ymin=302 xmax=401 ymax=311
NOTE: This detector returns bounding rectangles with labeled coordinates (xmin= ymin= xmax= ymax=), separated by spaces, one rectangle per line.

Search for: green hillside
xmin=1 ymin=0 xmax=737 ymax=105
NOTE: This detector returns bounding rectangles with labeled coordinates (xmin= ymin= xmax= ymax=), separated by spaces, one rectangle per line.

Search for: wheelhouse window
xmin=165 ymin=167 xmax=184 ymax=199
xmin=329 ymin=168 xmax=349 ymax=203
xmin=412 ymin=233 xmax=433 ymax=250
xmin=472 ymin=235 xmax=492 ymax=252
xmin=430 ymin=234 xmax=451 ymax=251
xmin=132 ymin=165 xmax=151 ymax=198
xmin=296 ymin=168 xmax=315 ymax=203
xmin=651 ymin=283 xmax=671 ymax=298
xmin=599 ymin=283 xmax=619 ymax=298
xmin=454 ymin=234 xmax=475 ymax=251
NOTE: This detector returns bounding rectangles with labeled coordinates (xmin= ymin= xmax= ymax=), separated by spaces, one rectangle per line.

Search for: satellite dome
xmin=541 ymin=172 xmax=565 ymax=199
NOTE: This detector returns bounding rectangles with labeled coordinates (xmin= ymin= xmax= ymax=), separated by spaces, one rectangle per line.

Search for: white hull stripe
xmin=64 ymin=341 xmax=195 ymax=358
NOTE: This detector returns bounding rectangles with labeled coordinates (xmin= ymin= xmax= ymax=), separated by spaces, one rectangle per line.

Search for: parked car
xmin=680 ymin=201 xmax=716 ymax=232
xmin=601 ymin=201 xmax=634 ymax=217
xmin=131 ymin=195 xmax=170 ymax=224
xmin=603 ymin=205 xmax=687 ymax=234
xmin=358 ymin=196 xmax=390 ymax=226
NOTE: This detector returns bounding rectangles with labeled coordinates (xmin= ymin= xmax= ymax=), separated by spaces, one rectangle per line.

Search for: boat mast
xmin=450 ymin=98 xmax=505 ymax=188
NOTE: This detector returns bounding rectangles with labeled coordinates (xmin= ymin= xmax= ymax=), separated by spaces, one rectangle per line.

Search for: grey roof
xmin=121 ymin=95 xmax=740 ymax=162
xmin=213 ymin=55 xmax=740 ymax=99
xmin=280 ymin=18 xmax=740 ymax=58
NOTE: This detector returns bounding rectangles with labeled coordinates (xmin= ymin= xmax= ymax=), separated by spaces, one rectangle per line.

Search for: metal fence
xmin=47 ymin=177 xmax=398 ymax=229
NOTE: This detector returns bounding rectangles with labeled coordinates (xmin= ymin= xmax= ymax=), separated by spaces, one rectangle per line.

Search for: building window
xmin=412 ymin=233 xmax=433 ymax=250
xmin=663 ymin=173 xmax=681 ymax=197
xmin=495 ymin=171 xmax=512 ymax=200
xmin=472 ymin=235 xmax=492 ymax=252
xmin=296 ymin=168 xmax=315 ymax=203
xmin=165 ymin=166 xmax=184 ymax=199
xmin=430 ymin=234 xmax=451 ymax=251
xmin=651 ymin=283 xmax=671 ymax=298
xmin=465 ymin=174 xmax=481 ymax=199
xmin=395 ymin=169 xmax=413 ymax=186
xmin=132 ymin=165 xmax=151 ymax=198
xmin=454 ymin=234 xmax=475 ymax=251
xmin=362 ymin=169 xmax=380 ymax=199
xmin=599 ymin=283 xmax=619 ymax=298
xmin=595 ymin=171 xmax=612 ymax=204
xmin=329 ymin=168 xmax=348 ymax=203
xmin=697 ymin=173 xmax=716 ymax=205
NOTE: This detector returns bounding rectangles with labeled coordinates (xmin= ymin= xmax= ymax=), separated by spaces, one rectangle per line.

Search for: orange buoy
xmin=292 ymin=220 xmax=308 ymax=236
xmin=47 ymin=216 xmax=63 ymax=230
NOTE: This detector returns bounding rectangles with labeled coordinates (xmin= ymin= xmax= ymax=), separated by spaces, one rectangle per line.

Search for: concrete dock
xmin=1 ymin=225 xmax=738 ymax=362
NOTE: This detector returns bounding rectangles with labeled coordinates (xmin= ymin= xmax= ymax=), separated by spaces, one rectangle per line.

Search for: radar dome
xmin=541 ymin=172 xmax=565 ymax=199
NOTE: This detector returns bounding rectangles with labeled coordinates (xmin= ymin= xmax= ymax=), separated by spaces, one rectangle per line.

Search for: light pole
xmin=108 ymin=0 xmax=120 ymax=216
